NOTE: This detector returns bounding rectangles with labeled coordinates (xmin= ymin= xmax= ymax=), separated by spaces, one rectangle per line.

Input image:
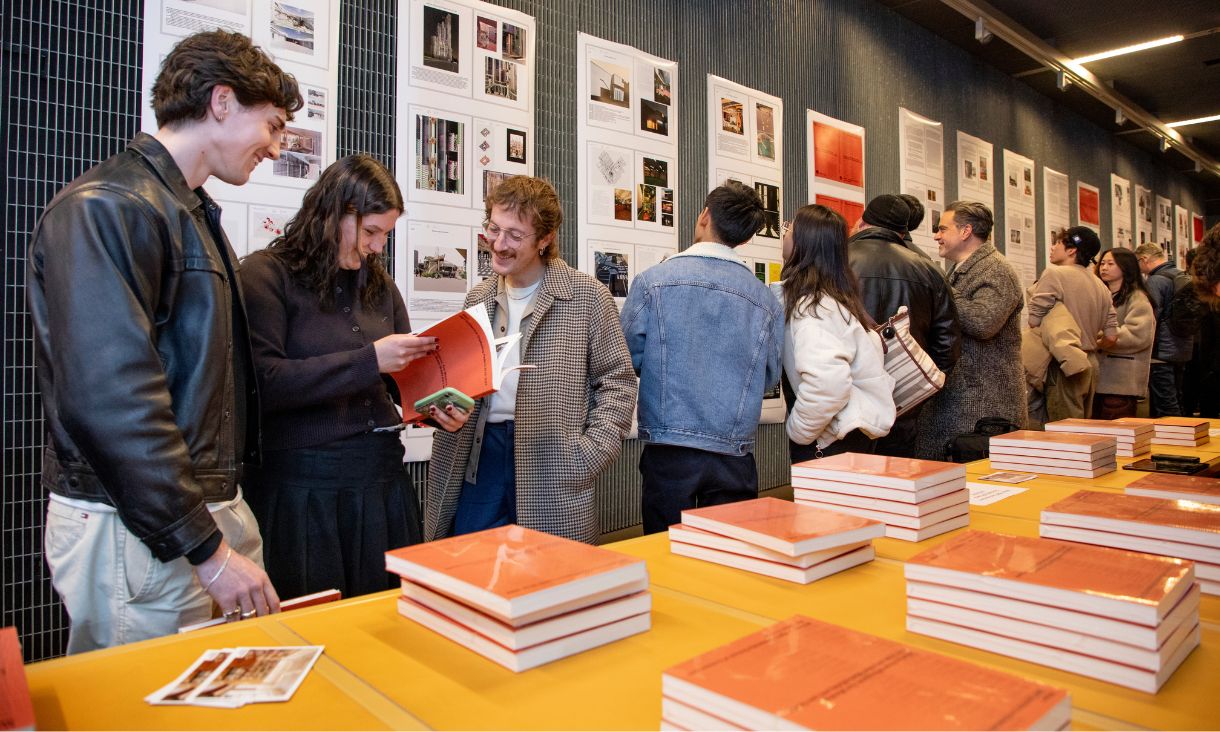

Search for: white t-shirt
xmin=485 ymin=279 xmax=541 ymax=423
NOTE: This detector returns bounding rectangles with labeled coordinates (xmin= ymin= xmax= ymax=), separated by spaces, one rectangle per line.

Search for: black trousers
xmin=640 ymin=443 xmax=757 ymax=535
xmin=789 ymin=428 xmax=876 ymax=465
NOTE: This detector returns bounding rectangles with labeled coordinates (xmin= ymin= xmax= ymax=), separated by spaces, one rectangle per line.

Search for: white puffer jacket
xmin=782 ymin=294 xmax=897 ymax=449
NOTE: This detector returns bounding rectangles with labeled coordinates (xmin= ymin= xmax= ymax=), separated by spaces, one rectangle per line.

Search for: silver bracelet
xmin=203 ymin=547 xmax=233 ymax=591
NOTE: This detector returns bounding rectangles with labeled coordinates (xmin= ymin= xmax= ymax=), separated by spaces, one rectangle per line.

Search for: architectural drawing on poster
xmin=898 ymin=108 xmax=945 ymax=262
xmin=577 ymin=32 xmax=678 ymax=294
xmin=807 ymin=110 xmax=866 ymax=232
xmin=956 ymin=131 xmax=994 ymax=211
xmin=1042 ymin=167 xmax=1070 ymax=270
xmin=141 ymin=0 xmax=339 ymax=259
xmin=1001 ymin=150 xmax=1036 ymax=289
xmin=1155 ymin=194 xmax=1173 ymax=253
xmin=1076 ymin=181 xmax=1100 ymax=233
xmin=1110 ymin=174 xmax=1132 ymax=249
xmin=1135 ymin=184 xmax=1153 ymax=246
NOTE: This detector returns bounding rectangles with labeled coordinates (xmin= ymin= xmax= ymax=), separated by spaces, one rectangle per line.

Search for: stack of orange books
xmin=905 ymin=531 xmax=1199 ymax=692
xmin=668 ymin=498 xmax=884 ymax=584
xmin=1126 ymin=471 xmax=1220 ymax=505
xmin=1126 ymin=417 xmax=1212 ymax=447
xmin=988 ymin=430 xmax=1117 ymax=478
xmin=0 ymin=628 xmax=33 ymax=732
xmin=1041 ymin=489 xmax=1220 ymax=596
xmin=384 ymin=525 xmax=650 ymax=672
xmin=790 ymin=452 xmax=969 ymax=541
xmin=1044 ymin=418 xmax=1152 ymax=457
xmin=661 ymin=615 xmax=1071 ymax=731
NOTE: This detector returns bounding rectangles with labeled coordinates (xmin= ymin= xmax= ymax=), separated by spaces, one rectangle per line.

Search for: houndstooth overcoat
xmin=424 ymin=258 xmax=637 ymax=544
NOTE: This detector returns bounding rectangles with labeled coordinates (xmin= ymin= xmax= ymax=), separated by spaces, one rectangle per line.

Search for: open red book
xmin=390 ymin=305 xmax=530 ymax=423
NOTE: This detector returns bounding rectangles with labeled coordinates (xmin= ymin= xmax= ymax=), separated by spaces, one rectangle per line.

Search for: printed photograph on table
xmin=721 ymin=97 xmax=744 ymax=135
xmin=501 ymin=22 xmax=525 ymax=61
xmin=274 ymin=127 xmax=322 ymax=181
xmin=475 ymin=15 xmax=496 ymax=51
xmin=640 ymin=98 xmax=669 ymax=136
xmin=637 ymin=184 xmax=657 ymax=223
xmin=414 ymin=245 xmax=468 ymax=293
xmin=654 ymin=67 xmax=672 ymax=105
xmin=270 ymin=2 xmax=315 ymax=54
xmin=484 ymin=57 xmax=518 ymax=102
xmin=415 ymin=114 xmax=464 ymax=194
xmin=756 ymin=103 xmax=775 ymax=160
xmin=506 ymin=129 xmax=526 ymax=164
xmin=594 ymin=249 xmax=630 ymax=297
xmin=422 ymin=5 xmax=460 ymax=73
xmin=589 ymin=58 xmax=631 ymax=108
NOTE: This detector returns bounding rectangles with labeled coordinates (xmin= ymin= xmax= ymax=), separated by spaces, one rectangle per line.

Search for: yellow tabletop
xmin=276 ymin=586 xmax=767 ymax=731
xmin=610 ymin=532 xmax=1220 ymax=730
xmin=24 ymin=617 xmax=419 ymax=730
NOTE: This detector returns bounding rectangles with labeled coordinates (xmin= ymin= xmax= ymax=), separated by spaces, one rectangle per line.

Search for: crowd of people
xmin=28 ymin=29 xmax=1220 ymax=653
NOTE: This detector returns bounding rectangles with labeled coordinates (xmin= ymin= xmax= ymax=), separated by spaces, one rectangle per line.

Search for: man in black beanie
xmin=847 ymin=194 xmax=960 ymax=458
xmin=898 ymin=193 xmax=932 ymax=260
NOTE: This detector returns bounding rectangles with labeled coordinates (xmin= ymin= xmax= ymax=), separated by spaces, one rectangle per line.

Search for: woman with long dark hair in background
xmin=1092 ymin=247 xmax=1155 ymax=419
xmin=778 ymin=204 xmax=895 ymax=462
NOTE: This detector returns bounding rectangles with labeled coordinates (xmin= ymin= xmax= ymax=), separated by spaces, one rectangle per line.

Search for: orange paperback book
xmin=0 ymin=628 xmax=32 ymax=732
xmin=679 ymin=497 xmax=883 ymax=557
xmin=989 ymin=430 xmax=1117 ymax=453
xmin=389 ymin=304 xmax=529 ymax=422
xmin=385 ymin=525 xmax=646 ymax=624
xmin=790 ymin=452 xmax=965 ymax=489
xmin=1126 ymin=472 xmax=1220 ymax=504
xmin=905 ymin=531 xmax=1194 ymax=625
xmin=1041 ymin=490 xmax=1220 ymax=546
xmin=1045 ymin=418 xmax=1152 ymax=436
xmin=662 ymin=615 xmax=1070 ymax=731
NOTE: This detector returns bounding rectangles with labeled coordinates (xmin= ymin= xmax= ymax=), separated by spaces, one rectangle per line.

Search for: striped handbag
xmin=874 ymin=306 xmax=946 ymax=417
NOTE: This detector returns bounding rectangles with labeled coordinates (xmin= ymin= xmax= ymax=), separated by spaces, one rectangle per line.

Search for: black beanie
xmin=1062 ymin=226 xmax=1102 ymax=264
xmin=862 ymin=194 xmax=911 ymax=233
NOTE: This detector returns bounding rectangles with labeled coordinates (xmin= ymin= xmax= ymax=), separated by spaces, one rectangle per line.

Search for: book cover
xmin=384 ymin=525 xmax=646 ymax=623
xmin=790 ymin=452 xmax=966 ymax=489
xmin=678 ymin=497 xmax=883 ymax=557
xmin=669 ymin=541 xmax=875 ymax=584
xmin=1045 ymin=418 xmax=1153 ymax=436
xmin=790 ymin=476 xmax=965 ymax=503
xmin=989 ymin=430 xmax=1117 ymax=453
xmin=1127 ymin=472 xmax=1220 ymax=503
xmin=787 ymin=487 xmax=968 ymax=518
xmin=662 ymin=615 xmax=1070 ymax=731
xmin=905 ymin=531 xmax=1194 ymax=625
xmin=667 ymin=524 xmax=869 ymax=568
xmin=0 ymin=628 xmax=32 ymax=731
xmin=1041 ymin=490 xmax=1220 ymax=546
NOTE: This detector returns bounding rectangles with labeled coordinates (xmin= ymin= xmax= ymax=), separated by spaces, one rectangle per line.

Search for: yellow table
xmin=276 ymin=587 xmax=766 ymax=731
xmin=24 ymin=618 xmax=420 ymax=730
xmin=611 ymin=532 xmax=1220 ymax=731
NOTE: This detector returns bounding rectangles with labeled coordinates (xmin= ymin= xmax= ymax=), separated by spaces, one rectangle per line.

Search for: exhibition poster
xmin=577 ymin=33 xmax=679 ymax=296
xmin=1135 ymin=185 xmax=1154 ymax=246
xmin=397 ymin=0 xmax=537 ymax=327
xmin=1076 ymin=181 xmax=1100 ymax=233
xmin=141 ymin=0 xmax=340 ymax=258
xmin=1194 ymin=212 xmax=1207 ymax=247
xmin=1042 ymin=167 xmax=1070 ymax=271
xmin=956 ymin=131 xmax=994 ymax=211
xmin=1110 ymin=174 xmax=1132 ymax=249
xmin=706 ymin=74 xmax=784 ymax=425
xmin=1001 ymin=150 xmax=1036 ymax=288
xmin=1175 ymin=204 xmax=1191 ymax=256
xmin=807 ymin=110 xmax=866 ymax=227
xmin=1156 ymin=195 xmax=1174 ymax=252
xmin=897 ymin=107 xmax=945 ymax=262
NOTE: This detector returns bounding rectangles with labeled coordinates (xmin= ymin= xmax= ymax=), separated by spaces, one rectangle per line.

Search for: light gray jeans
xmin=44 ymin=490 xmax=264 ymax=654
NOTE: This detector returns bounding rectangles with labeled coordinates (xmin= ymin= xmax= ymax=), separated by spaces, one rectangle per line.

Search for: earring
xmin=539 ymin=249 xmax=545 ymax=257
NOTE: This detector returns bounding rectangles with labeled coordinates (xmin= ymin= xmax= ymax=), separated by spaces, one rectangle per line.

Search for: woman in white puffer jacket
xmin=777 ymin=204 xmax=897 ymax=462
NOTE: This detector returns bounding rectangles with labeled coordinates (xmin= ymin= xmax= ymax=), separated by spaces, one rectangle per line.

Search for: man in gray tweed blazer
xmin=915 ymin=201 xmax=1027 ymax=460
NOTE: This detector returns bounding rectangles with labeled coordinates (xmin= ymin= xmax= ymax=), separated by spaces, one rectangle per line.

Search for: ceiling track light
xmin=975 ymin=17 xmax=993 ymax=45
xmin=1160 ymin=137 xmax=1171 ymax=152
xmin=1115 ymin=109 xmax=1126 ymax=126
xmin=1056 ymin=69 xmax=1070 ymax=91
xmin=1070 ymin=34 xmax=1185 ymax=65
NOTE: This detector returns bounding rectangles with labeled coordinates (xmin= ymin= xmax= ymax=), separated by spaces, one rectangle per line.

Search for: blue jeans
xmin=452 ymin=421 xmax=517 ymax=536
xmin=1148 ymin=362 xmax=1183 ymax=417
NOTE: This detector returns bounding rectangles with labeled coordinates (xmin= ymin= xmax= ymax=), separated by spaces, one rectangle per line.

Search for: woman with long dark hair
xmin=240 ymin=154 xmax=467 ymax=599
xmin=779 ymin=204 xmax=895 ymax=462
xmin=1093 ymin=247 xmax=1155 ymax=419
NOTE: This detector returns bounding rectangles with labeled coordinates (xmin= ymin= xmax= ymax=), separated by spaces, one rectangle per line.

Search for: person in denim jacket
xmin=621 ymin=181 xmax=784 ymax=534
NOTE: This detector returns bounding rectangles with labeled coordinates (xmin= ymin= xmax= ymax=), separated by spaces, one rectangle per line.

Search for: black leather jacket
xmin=27 ymin=133 xmax=259 ymax=563
xmin=848 ymin=227 xmax=961 ymax=373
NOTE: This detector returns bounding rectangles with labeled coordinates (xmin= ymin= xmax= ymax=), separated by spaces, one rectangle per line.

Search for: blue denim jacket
xmin=621 ymin=242 xmax=784 ymax=455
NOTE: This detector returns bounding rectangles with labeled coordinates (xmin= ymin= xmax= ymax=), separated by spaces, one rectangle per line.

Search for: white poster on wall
xmin=1001 ymin=150 xmax=1036 ymax=288
xmin=1156 ymin=195 xmax=1174 ymax=252
xmin=956 ymin=131 xmax=994 ymax=211
xmin=1043 ymin=167 xmax=1070 ymax=272
xmin=807 ymin=110 xmax=866 ymax=227
xmin=706 ymin=75 xmax=783 ymax=265
xmin=1076 ymin=181 xmax=1100 ymax=234
xmin=1175 ymin=205 xmax=1191 ymax=258
xmin=395 ymin=0 xmax=536 ymax=328
xmin=140 ymin=0 xmax=340 ymax=256
xmin=1135 ymin=184 xmax=1153 ymax=246
xmin=898 ymin=108 xmax=944 ymax=261
xmin=706 ymin=75 xmax=784 ymax=425
xmin=1110 ymin=174 xmax=1132 ymax=249
xmin=577 ymin=33 xmax=679 ymax=293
